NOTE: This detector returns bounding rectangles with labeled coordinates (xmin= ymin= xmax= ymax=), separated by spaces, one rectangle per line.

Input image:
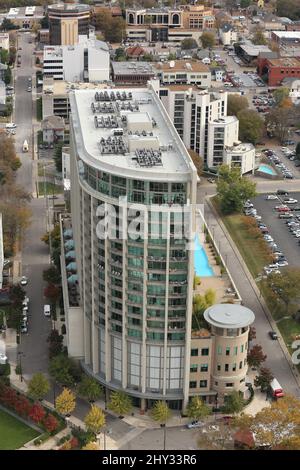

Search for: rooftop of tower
xmin=70 ymin=86 xmax=197 ymax=181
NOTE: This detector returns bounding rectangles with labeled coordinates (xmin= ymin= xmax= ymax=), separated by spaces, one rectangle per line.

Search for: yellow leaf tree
xmin=235 ymin=395 xmax=300 ymax=449
xmin=84 ymin=405 xmax=106 ymax=435
xmin=55 ymin=388 xmax=76 ymax=416
xmin=82 ymin=442 xmax=100 ymax=450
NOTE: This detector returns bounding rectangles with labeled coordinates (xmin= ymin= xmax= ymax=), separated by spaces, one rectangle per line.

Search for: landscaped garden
xmin=0 ymin=408 xmax=39 ymax=450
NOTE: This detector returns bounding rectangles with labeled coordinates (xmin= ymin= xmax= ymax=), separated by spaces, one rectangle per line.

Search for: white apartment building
xmin=0 ymin=33 xmax=9 ymax=51
xmin=154 ymin=60 xmax=211 ymax=87
xmin=157 ymin=83 xmax=255 ymax=174
xmin=68 ymin=84 xmax=198 ymax=410
xmin=219 ymin=23 xmax=237 ymax=46
xmin=43 ymin=35 xmax=110 ymax=83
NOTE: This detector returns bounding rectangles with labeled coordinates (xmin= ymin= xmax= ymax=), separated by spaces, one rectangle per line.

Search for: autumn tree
xmin=28 ymin=373 xmax=50 ymax=401
xmin=200 ymin=31 xmax=215 ymax=49
xmin=217 ymin=164 xmax=257 ymax=214
xmin=248 ymin=326 xmax=256 ymax=342
xmin=235 ymin=395 xmax=300 ymax=449
xmin=43 ymin=266 xmax=61 ymax=285
xmin=55 ymin=388 xmax=76 ymax=416
xmin=254 ymin=367 xmax=274 ymax=392
xmin=43 ymin=414 xmax=59 ymax=433
xmin=252 ymin=27 xmax=267 ymax=45
xmin=186 ymin=396 xmax=211 ymax=421
xmin=181 ymin=38 xmax=198 ymax=50
xmin=84 ymin=405 xmax=106 ymax=435
xmin=29 ymin=402 xmax=46 ymax=424
xmin=237 ymin=109 xmax=264 ymax=145
xmin=247 ymin=344 xmax=267 ymax=369
xmin=273 ymin=87 xmax=290 ymax=106
xmin=108 ymin=391 xmax=132 ymax=418
xmin=265 ymin=106 xmax=295 ymax=143
xmin=227 ymin=95 xmax=248 ymax=117
xmin=82 ymin=442 xmax=100 ymax=450
xmin=47 ymin=329 xmax=64 ymax=359
xmin=49 ymin=354 xmax=75 ymax=387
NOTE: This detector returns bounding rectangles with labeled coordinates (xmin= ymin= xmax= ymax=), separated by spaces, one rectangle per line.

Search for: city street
xmin=8 ymin=31 xmax=51 ymax=375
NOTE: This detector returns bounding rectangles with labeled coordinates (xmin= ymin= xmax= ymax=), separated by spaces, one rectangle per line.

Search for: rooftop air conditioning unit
xmin=169 ymin=60 xmax=175 ymax=68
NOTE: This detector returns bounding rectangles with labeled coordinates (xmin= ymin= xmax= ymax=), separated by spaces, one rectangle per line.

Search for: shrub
xmin=33 ymin=433 xmax=50 ymax=446
xmin=70 ymin=436 xmax=79 ymax=449
xmin=0 ymin=363 xmax=11 ymax=377
xmin=29 ymin=402 xmax=46 ymax=424
xmin=59 ymin=440 xmax=72 ymax=450
xmin=43 ymin=414 xmax=59 ymax=433
xmin=57 ymin=434 xmax=71 ymax=446
xmin=71 ymin=427 xmax=94 ymax=447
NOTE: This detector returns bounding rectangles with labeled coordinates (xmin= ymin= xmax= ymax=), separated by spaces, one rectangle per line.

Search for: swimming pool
xmin=258 ymin=164 xmax=277 ymax=176
xmin=194 ymin=235 xmax=214 ymax=277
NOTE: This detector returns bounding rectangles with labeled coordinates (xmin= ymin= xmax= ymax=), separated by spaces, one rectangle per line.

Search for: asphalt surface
xmin=10 ymin=32 xmax=51 ymax=374
xmin=253 ymin=192 xmax=300 ymax=269
xmin=198 ymin=182 xmax=300 ymax=398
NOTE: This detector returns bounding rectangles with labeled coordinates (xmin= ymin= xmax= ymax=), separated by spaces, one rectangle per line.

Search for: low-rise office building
xmin=111 ymin=62 xmax=156 ymax=86
xmin=154 ymin=60 xmax=211 ymax=87
xmin=257 ymin=56 xmax=300 ymax=86
xmin=43 ymin=35 xmax=110 ymax=83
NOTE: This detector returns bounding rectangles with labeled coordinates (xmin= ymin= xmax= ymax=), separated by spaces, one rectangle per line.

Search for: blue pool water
xmin=258 ymin=164 xmax=277 ymax=176
xmin=194 ymin=235 xmax=214 ymax=277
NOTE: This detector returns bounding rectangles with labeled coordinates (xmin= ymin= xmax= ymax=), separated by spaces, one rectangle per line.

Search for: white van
xmin=44 ymin=304 xmax=51 ymax=317
xmin=5 ymin=123 xmax=17 ymax=129
xmin=23 ymin=140 xmax=28 ymax=152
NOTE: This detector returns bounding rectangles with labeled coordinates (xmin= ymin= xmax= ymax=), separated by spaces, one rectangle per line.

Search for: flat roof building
xmin=258 ymin=56 xmax=300 ymax=86
xmin=111 ymin=62 xmax=156 ymax=86
xmin=154 ymin=60 xmax=211 ymax=87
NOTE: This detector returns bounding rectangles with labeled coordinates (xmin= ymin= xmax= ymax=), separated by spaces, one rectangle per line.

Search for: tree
xmin=273 ymin=87 xmax=290 ymax=106
xmin=44 ymin=283 xmax=60 ymax=303
xmin=223 ymin=391 xmax=245 ymax=414
xmin=14 ymin=396 xmax=31 ymax=417
xmin=248 ymin=326 xmax=256 ymax=342
xmin=240 ymin=0 xmax=251 ymax=7
xmin=188 ymin=149 xmax=203 ymax=177
xmin=78 ymin=376 xmax=103 ymax=403
xmin=235 ymin=395 xmax=300 ymax=449
xmin=277 ymin=0 xmax=300 ymax=20
xmin=237 ymin=109 xmax=264 ymax=145
xmin=181 ymin=38 xmax=198 ymax=50
xmin=186 ymin=396 xmax=211 ymax=421
xmin=41 ymin=224 xmax=60 ymax=249
xmin=28 ymin=373 xmax=50 ymax=401
xmin=200 ymin=32 xmax=215 ymax=49
xmin=216 ymin=164 xmax=257 ymax=214
xmin=47 ymin=329 xmax=64 ymax=359
xmin=252 ymin=28 xmax=267 ymax=45
xmin=108 ymin=391 xmax=132 ymax=418
xmin=49 ymin=354 xmax=75 ymax=386
xmin=84 ymin=405 xmax=106 ymax=435
xmin=53 ymin=142 xmax=64 ymax=173
xmin=254 ymin=367 xmax=274 ymax=392
xmin=247 ymin=344 xmax=267 ymax=369
xmin=43 ymin=266 xmax=61 ymax=285
xmin=43 ymin=414 xmax=59 ymax=433
xmin=265 ymin=268 xmax=300 ymax=315
xmin=0 ymin=18 xmax=18 ymax=31
xmin=227 ymin=95 xmax=248 ymax=117
xmin=151 ymin=401 xmax=171 ymax=450
xmin=55 ymin=388 xmax=76 ymax=416
xmin=3 ymin=67 xmax=12 ymax=86
xmin=29 ymin=402 xmax=46 ymax=424
xmin=82 ymin=442 xmax=100 ymax=450
xmin=265 ymin=106 xmax=295 ymax=143
xmin=0 ymin=49 xmax=9 ymax=64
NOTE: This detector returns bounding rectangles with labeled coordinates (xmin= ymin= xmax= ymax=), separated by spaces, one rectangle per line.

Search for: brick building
xmin=257 ymin=56 xmax=300 ymax=86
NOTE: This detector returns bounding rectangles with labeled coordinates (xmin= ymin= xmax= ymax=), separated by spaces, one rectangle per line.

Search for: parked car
xmin=186 ymin=421 xmax=203 ymax=429
xmin=269 ymin=331 xmax=278 ymax=340
xmin=20 ymin=276 xmax=28 ymax=286
xmin=277 ymin=190 xmax=289 ymax=196
xmin=266 ymin=195 xmax=278 ymax=200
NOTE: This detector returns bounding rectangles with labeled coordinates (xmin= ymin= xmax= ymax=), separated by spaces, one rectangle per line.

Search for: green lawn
xmin=0 ymin=409 xmax=39 ymax=450
xmin=277 ymin=317 xmax=300 ymax=349
xmin=38 ymin=182 xmax=63 ymax=196
xmin=217 ymin=209 xmax=272 ymax=279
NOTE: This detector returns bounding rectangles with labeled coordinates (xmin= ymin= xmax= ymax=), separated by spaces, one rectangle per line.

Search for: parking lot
xmin=263 ymin=146 xmax=300 ymax=180
xmin=252 ymin=192 xmax=300 ymax=270
xmin=230 ymin=71 xmax=265 ymax=88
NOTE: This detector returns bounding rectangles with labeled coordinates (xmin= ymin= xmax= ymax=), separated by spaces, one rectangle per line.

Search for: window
xmin=215 ymin=381 xmax=218 ymax=386
xmin=200 ymin=380 xmax=207 ymax=388
xmin=217 ymin=364 xmax=221 ymax=371
xmin=239 ymin=361 xmax=243 ymax=369
xmin=232 ymin=363 xmax=236 ymax=372
xmin=191 ymin=348 xmax=198 ymax=357
xmin=217 ymin=346 xmax=222 ymax=355
xmin=234 ymin=346 xmax=238 ymax=355
xmin=190 ymin=364 xmax=198 ymax=373
xmin=200 ymin=364 xmax=208 ymax=372
xmin=189 ymin=381 xmax=197 ymax=389
xmin=226 ymin=347 xmax=230 ymax=356
xmin=201 ymin=348 xmax=209 ymax=356
xmin=225 ymin=364 xmax=229 ymax=372
xmin=226 ymin=383 xmax=233 ymax=387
